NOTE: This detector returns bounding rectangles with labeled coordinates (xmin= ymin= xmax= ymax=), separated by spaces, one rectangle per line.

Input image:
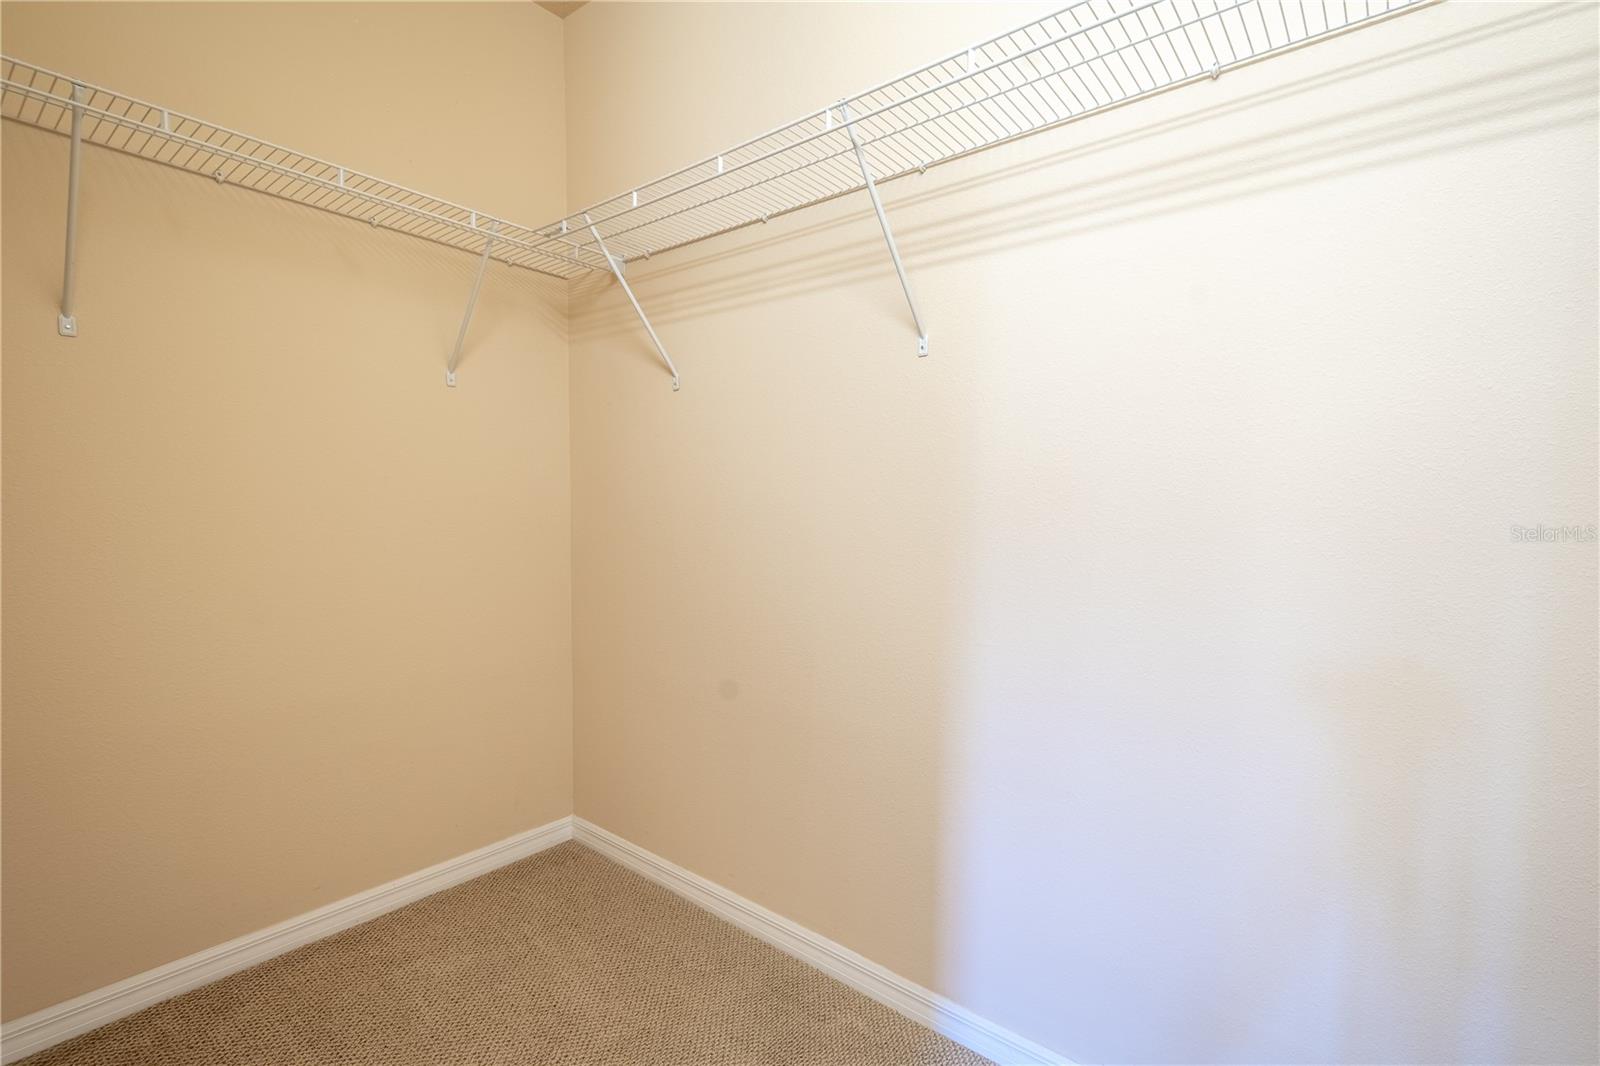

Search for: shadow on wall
xmin=931 ymin=5 xmax=1598 ymax=1063
xmin=569 ymin=2 xmax=1593 ymax=344
xmin=3 ymin=122 xmax=570 ymax=358
xmin=1305 ymin=660 xmax=1477 ymax=1058
xmin=2 ymin=100 xmax=576 ymax=1018
xmin=569 ymin=3 xmax=1597 ymax=1063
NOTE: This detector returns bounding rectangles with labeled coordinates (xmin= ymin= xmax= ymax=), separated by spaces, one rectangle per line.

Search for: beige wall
xmin=1 ymin=2 xmax=572 ymax=1020
xmin=4 ymin=2 xmax=1597 ymax=1060
xmin=567 ymin=3 xmax=1599 ymax=1063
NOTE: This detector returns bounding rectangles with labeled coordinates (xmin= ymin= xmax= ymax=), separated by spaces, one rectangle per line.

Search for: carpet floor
xmin=20 ymin=841 xmax=989 ymax=1066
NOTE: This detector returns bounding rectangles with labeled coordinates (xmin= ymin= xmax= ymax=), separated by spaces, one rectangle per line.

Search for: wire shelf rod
xmin=3 ymin=0 xmax=1431 ymax=281
xmin=563 ymin=0 xmax=1179 ymax=239
xmin=582 ymin=0 xmax=1263 ymax=254
xmin=554 ymin=0 xmax=1429 ymax=266
xmin=0 ymin=57 xmax=602 ymax=279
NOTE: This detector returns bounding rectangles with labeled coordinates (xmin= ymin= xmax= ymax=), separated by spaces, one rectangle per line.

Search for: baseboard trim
xmin=571 ymin=817 xmax=1071 ymax=1066
xmin=0 ymin=816 xmax=574 ymax=1064
xmin=5 ymin=817 xmax=1066 ymax=1065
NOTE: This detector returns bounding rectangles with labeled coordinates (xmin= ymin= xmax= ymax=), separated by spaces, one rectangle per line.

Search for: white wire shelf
xmin=2 ymin=0 xmax=1428 ymax=283
xmin=2 ymin=0 xmax=1429 ymax=383
xmin=0 ymin=56 xmax=604 ymax=280
xmin=557 ymin=0 xmax=1430 ymax=265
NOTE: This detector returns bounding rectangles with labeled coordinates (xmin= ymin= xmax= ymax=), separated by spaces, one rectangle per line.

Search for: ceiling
xmin=535 ymin=1 xmax=588 ymax=17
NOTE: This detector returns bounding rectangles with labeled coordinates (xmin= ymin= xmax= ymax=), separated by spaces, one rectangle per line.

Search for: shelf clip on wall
xmin=57 ymin=82 xmax=85 ymax=337
xmin=585 ymin=213 xmax=680 ymax=392
xmin=446 ymin=219 xmax=498 ymax=387
xmin=840 ymin=100 xmax=928 ymax=357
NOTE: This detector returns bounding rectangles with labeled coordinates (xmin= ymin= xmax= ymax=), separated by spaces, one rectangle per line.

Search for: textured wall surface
xmin=1 ymin=2 xmax=573 ymax=1019
xmin=565 ymin=3 xmax=1599 ymax=1062
xmin=3 ymin=2 xmax=1596 ymax=1059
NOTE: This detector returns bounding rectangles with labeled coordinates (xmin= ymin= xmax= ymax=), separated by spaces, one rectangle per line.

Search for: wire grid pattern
xmin=3 ymin=0 xmax=1427 ymax=279
xmin=560 ymin=0 xmax=1429 ymax=263
xmin=0 ymin=56 xmax=604 ymax=280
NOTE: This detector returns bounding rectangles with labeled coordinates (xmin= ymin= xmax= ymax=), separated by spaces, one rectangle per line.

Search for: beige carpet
xmin=21 ymin=841 xmax=989 ymax=1066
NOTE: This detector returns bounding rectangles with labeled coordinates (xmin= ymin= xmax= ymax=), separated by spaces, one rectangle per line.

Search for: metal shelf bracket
xmin=57 ymin=82 xmax=84 ymax=337
xmin=840 ymin=101 xmax=928 ymax=357
xmin=3 ymin=0 xmax=1430 ymax=384
xmin=446 ymin=221 xmax=498 ymax=387
xmin=585 ymin=213 xmax=680 ymax=391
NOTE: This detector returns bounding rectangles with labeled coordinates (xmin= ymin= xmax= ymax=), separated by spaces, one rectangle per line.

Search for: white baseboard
xmin=0 ymin=816 xmax=574 ymax=1065
xmin=4 ymin=816 xmax=1066 ymax=1065
xmin=571 ymin=817 xmax=1071 ymax=1066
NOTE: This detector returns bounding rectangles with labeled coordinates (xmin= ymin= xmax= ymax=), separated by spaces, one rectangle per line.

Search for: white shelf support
xmin=840 ymin=101 xmax=928 ymax=357
xmin=4 ymin=0 xmax=1429 ymax=384
xmin=447 ymin=222 xmax=498 ymax=387
xmin=57 ymin=82 xmax=84 ymax=337
xmin=585 ymin=214 xmax=680 ymax=392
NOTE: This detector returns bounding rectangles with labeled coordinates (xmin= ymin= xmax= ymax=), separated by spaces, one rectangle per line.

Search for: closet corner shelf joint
xmin=0 ymin=0 xmax=1431 ymax=389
